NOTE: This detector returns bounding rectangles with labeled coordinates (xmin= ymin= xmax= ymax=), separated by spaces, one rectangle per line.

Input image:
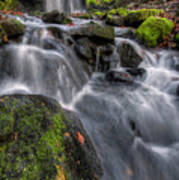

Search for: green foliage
xmin=0 ymin=0 xmax=18 ymax=10
xmin=136 ymin=16 xmax=174 ymax=47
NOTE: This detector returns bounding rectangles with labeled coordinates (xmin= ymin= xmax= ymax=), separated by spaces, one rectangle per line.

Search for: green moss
xmin=125 ymin=9 xmax=164 ymax=26
xmin=117 ymin=7 xmax=128 ymax=17
xmin=108 ymin=7 xmax=128 ymax=17
xmin=136 ymin=16 xmax=174 ymax=47
xmin=0 ymin=19 xmax=25 ymax=38
xmin=86 ymin=0 xmax=113 ymax=7
xmin=78 ymin=13 xmax=91 ymax=19
xmin=0 ymin=96 xmax=71 ymax=180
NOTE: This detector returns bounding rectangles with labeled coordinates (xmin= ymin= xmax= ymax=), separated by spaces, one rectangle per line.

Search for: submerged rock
xmin=0 ymin=95 xmax=102 ymax=180
xmin=126 ymin=68 xmax=146 ymax=77
xmin=117 ymin=42 xmax=143 ymax=68
xmin=136 ymin=16 xmax=174 ymax=47
xmin=42 ymin=10 xmax=72 ymax=24
xmin=105 ymin=70 xmax=133 ymax=83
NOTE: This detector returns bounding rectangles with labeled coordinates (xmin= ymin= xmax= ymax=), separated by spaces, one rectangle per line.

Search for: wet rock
xmin=74 ymin=37 xmax=94 ymax=59
xmin=100 ymin=44 xmax=114 ymax=56
xmin=0 ymin=19 xmax=25 ymax=39
xmin=42 ymin=10 xmax=72 ymax=24
xmin=105 ymin=70 xmax=133 ymax=83
xmin=0 ymin=95 xmax=102 ymax=180
xmin=126 ymin=68 xmax=146 ymax=77
xmin=115 ymin=27 xmax=134 ymax=38
xmin=47 ymin=26 xmax=63 ymax=39
xmin=68 ymin=23 xmax=115 ymax=42
xmin=136 ymin=16 xmax=174 ymax=47
xmin=117 ymin=42 xmax=143 ymax=68
xmin=177 ymin=85 xmax=179 ymax=96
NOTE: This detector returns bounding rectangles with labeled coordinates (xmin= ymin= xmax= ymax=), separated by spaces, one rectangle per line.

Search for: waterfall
xmin=1 ymin=14 xmax=179 ymax=180
xmin=45 ymin=0 xmax=85 ymax=13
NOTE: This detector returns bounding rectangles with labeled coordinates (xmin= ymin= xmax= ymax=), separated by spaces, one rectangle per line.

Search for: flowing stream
xmin=1 ymin=14 xmax=179 ymax=180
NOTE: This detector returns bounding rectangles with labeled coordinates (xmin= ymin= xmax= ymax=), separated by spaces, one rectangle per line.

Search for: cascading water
xmin=45 ymin=0 xmax=85 ymax=13
xmin=1 ymin=14 xmax=179 ymax=180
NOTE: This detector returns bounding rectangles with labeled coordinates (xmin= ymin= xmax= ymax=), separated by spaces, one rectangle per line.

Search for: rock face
xmin=0 ymin=95 xmax=102 ymax=180
xmin=0 ymin=19 xmax=25 ymax=39
xmin=136 ymin=16 xmax=174 ymax=47
xmin=117 ymin=42 xmax=143 ymax=68
xmin=69 ymin=23 xmax=115 ymax=42
xmin=42 ymin=10 xmax=72 ymax=24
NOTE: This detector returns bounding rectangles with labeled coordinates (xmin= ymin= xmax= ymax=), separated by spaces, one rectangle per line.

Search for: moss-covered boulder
xmin=0 ymin=95 xmax=102 ymax=180
xmin=68 ymin=23 xmax=115 ymax=42
xmin=136 ymin=16 xmax=174 ymax=47
xmin=125 ymin=9 xmax=164 ymax=27
xmin=42 ymin=10 xmax=72 ymax=24
xmin=0 ymin=19 xmax=25 ymax=38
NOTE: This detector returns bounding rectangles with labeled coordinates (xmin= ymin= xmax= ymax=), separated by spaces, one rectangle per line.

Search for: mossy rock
xmin=0 ymin=19 xmax=25 ymax=38
xmin=0 ymin=95 xmax=102 ymax=180
xmin=68 ymin=23 xmax=115 ymax=42
xmin=106 ymin=14 xmax=124 ymax=26
xmin=136 ymin=16 xmax=174 ymax=47
xmin=42 ymin=10 xmax=72 ymax=24
xmin=108 ymin=7 xmax=128 ymax=17
xmin=125 ymin=9 xmax=164 ymax=27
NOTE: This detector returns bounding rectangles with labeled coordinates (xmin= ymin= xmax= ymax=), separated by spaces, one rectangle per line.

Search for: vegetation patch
xmin=136 ymin=16 xmax=174 ymax=47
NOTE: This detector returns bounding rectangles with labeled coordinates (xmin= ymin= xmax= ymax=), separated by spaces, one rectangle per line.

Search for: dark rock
xmin=68 ymin=23 xmax=115 ymax=43
xmin=0 ymin=95 xmax=102 ymax=179
xmin=117 ymin=42 xmax=143 ymax=68
xmin=177 ymin=85 xmax=179 ymax=96
xmin=105 ymin=70 xmax=133 ymax=83
xmin=74 ymin=37 xmax=94 ymax=59
xmin=100 ymin=44 xmax=114 ymax=56
xmin=126 ymin=68 xmax=146 ymax=77
xmin=42 ymin=10 xmax=72 ymax=24
xmin=47 ymin=26 xmax=63 ymax=39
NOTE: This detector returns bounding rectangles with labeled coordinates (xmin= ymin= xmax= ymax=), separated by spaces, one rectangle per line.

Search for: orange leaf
xmin=68 ymin=22 xmax=75 ymax=27
xmin=77 ymin=131 xmax=85 ymax=145
xmin=14 ymin=132 xmax=18 ymax=141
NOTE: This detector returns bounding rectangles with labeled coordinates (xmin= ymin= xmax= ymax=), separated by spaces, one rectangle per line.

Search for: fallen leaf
xmin=77 ymin=131 xmax=85 ymax=145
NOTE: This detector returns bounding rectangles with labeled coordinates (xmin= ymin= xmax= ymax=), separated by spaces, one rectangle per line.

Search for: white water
xmin=45 ymin=0 xmax=85 ymax=13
